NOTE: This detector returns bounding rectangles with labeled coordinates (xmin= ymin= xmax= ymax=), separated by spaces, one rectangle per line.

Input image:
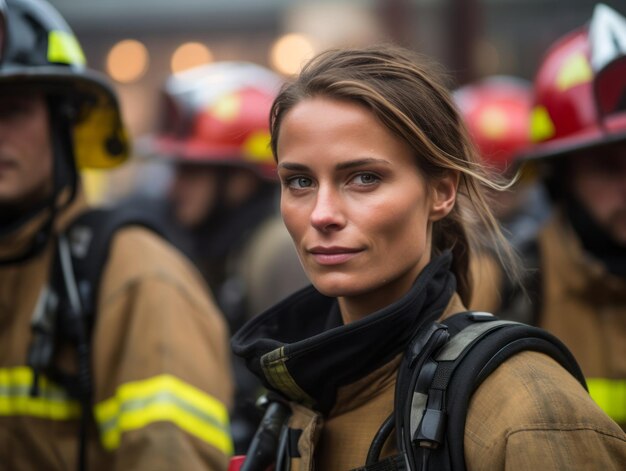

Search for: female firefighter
xmin=231 ymin=45 xmax=626 ymax=470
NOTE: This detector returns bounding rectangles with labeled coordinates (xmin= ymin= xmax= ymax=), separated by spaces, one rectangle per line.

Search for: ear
xmin=429 ymin=171 xmax=459 ymax=221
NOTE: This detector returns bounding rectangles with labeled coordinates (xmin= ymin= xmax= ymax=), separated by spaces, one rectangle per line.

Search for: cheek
xmin=280 ymin=198 xmax=305 ymax=243
xmin=171 ymin=176 xmax=212 ymax=216
xmin=27 ymin=106 xmax=52 ymax=166
xmin=575 ymin=178 xmax=616 ymax=219
xmin=24 ymin=134 xmax=53 ymax=191
xmin=366 ymin=196 xmax=430 ymax=254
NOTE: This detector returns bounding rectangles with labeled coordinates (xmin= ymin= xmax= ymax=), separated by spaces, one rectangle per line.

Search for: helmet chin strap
xmin=0 ymin=96 xmax=78 ymax=265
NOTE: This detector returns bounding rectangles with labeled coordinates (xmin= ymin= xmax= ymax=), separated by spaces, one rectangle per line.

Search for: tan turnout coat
xmin=282 ymin=295 xmax=626 ymax=470
xmin=472 ymin=211 xmax=626 ymax=429
xmin=0 ymin=194 xmax=234 ymax=470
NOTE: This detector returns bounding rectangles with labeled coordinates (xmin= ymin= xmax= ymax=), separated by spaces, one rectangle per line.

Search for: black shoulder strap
xmin=26 ymin=205 xmax=170 ymax=471
xmin=28 ymin=205 xmax=169 ymax=387
xmin=64 ymin=206 xmax=170 ymax=322
xmin=410 ymin=312 xmax=586 ymax=471
xmin=359 ymin=312 xmax=587 ymax=471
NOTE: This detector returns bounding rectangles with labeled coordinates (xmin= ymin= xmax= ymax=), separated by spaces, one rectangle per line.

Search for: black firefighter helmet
xmin=0 ymin=0 xmax=130 ymax=169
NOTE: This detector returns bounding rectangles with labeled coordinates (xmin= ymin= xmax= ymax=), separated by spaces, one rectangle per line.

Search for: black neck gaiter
xmin=232 ymin=252 xmax=456 ymax=414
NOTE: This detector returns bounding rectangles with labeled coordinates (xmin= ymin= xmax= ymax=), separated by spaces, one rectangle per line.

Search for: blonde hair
xmin=270 ymin=45 xmax=518 ymax=305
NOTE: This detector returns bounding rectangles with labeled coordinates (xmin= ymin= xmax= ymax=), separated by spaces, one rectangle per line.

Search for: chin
xmin=308 ymin=272 xmax=370 ymax=298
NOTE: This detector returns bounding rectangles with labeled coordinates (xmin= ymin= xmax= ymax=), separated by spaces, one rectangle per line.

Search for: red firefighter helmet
xmin=526 ymin=3 xmax=626 ymax=162
xmin=454 ymin=76 xmax=532 ymax=173
xmin=147 ymin=61 xmax=283 ymax=180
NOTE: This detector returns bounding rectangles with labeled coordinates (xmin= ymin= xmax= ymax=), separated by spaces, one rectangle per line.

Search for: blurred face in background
xmin=569 ymin=142 xmax=626 ymax=245
xmin=0 ymin=92 xmax=53 ymax=210
xmin=168 ymin=163 xmax=262 ymax=229
xmin=276 ymin=97 xmax=456 ymax=322
xmin=169 ymin=164 xmax=220 ymax=229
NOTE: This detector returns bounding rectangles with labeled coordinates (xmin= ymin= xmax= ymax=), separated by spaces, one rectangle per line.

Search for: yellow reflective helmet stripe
xmin=211 ymin=93 xmax=241 ymax=122
xmin=587 ymin=378 xmax=626 ymax=424
xmin=48 ymin=31 xmax=86 ymax=66
xmin=477 ymin=106 xmax=510 ymax=140
xmin=94 ymin=374 xmax=232 ymax=455
xmin=243 ymin=130 xmax=273 ymax=163
xmin=530 ymin=105 xmax=556 ymax=143
xmin=556 ymin=52 xmax=593 ymax=92
xmin=0 ymin=367 xmax=81 ymax=420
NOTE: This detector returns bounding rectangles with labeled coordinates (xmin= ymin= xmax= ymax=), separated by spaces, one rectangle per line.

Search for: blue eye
xmin=287 ymin=176 xmax=313 ymax=189
xmin=353 ymin=173 xmax=380 ymax=185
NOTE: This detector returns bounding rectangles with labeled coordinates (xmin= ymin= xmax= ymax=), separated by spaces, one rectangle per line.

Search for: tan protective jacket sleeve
xmin=0 ymin=199 xmax=234 ymax=471
xmin=91 ymin=226 xmax=234 ymax=470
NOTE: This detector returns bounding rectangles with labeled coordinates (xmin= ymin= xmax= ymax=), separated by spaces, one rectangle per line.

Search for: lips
xmin=307 ymin=246 xmax=364 ymax=265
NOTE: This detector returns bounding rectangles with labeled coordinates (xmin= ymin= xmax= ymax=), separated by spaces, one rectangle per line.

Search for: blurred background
xmin=49 ymin=0 xmax=624 ymax=202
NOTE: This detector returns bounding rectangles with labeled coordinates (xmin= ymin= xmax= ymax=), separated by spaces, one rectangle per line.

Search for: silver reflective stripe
xmin=410 ymin=391 xmax=428 ymax=438
xmin=436 ymin=320 xmax=516 ymax=362
xmin=57 ymin=235 xmax=82 ymax=315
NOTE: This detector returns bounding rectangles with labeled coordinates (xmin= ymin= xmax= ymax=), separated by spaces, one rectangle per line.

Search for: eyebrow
xmin=278 ymin=157 xmax=392 ymax=172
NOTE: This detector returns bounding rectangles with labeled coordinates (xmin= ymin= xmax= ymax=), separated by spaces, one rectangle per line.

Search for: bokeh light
xmin=269 ymin=33 xmax=316 ymax=76
xmin=171 ymin=42 xmax=214 ymax=75
xmin=106 ymin=39 xmax=149 ymax=83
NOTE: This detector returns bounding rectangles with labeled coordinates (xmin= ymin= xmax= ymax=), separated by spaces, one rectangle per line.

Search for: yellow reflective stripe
xmin=94 ymin=374 xmax=232 ymax=455
xmin=0 ymin=367 xmax=81 ymax=420
xmin=556 ymin=52 xmax=593 ymax=91
xmin=477 ymin=106 xmax=509 ymax=140
xmin=530 ymin=105 xmax=556 ymax=143
xmin=48 ymin=31 xmax=86 ymax=66
xmin=587 ymin=378 xmax=626 ymax=424
xmin=261 ymin=347 xmax=315 ymax=408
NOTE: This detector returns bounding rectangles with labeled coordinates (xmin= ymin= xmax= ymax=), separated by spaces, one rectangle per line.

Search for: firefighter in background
xmin=454 ymin=76 xmax=551 ymax=246
xmin=0 ymin=0 xmax=234 ymax=469
xmin=454 ymin=76 xmax=551 ymax=313
xmin=476 ymin=3 xmax=626 ymax=428
xmin=142 ymin=62 xmax=309 ymax=451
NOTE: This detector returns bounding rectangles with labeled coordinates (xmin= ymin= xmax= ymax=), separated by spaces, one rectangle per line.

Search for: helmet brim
xmin=519 ymin=113 xmax=626 ymax=165
xmin=137 ymin=134 xmax=278 ymax=181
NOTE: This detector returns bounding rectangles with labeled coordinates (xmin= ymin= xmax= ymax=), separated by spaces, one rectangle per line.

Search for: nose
xmin=310 ymin=185 xmax=346 ymax=232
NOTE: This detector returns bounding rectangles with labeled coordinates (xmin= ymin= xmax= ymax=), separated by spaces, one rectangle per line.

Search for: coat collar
xmin=232 ymin=253 xmax=457 ymax=415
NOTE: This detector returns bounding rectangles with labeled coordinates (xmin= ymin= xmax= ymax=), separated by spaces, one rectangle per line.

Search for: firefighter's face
xmin=276 ymin=97 xmax=456 ymax=323
xmin=0 ymin=92 xmax=53 ymax=209
xmin=169 ymin=163 xmax=261 ymax=229
xmin=169 ymin=164 xmax=220 ymax=229
xmin=569 ymin=143 xmax=626 ymax=245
